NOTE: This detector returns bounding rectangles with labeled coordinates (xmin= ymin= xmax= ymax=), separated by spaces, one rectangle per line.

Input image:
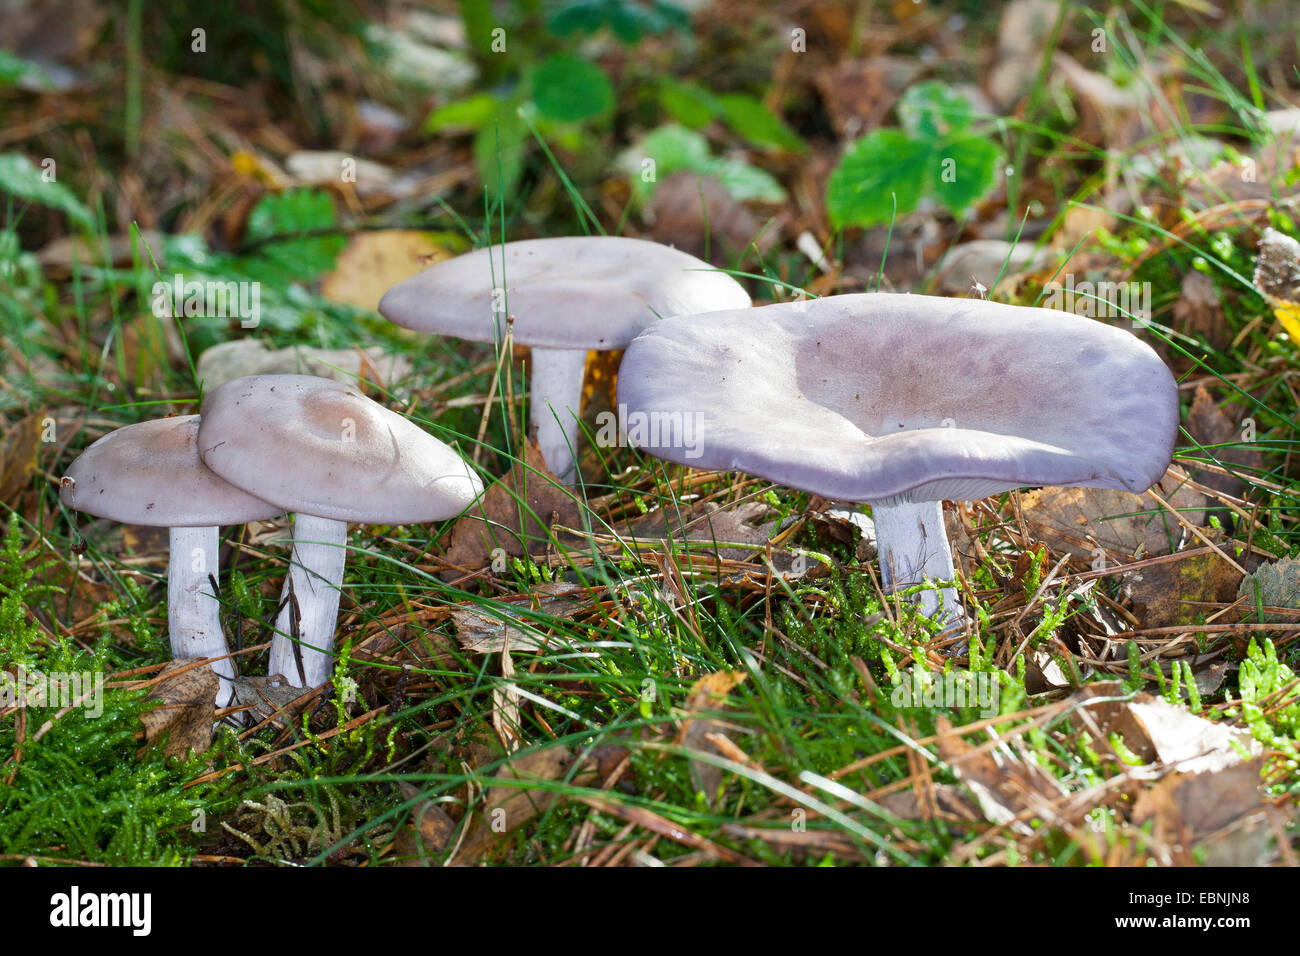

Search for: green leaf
xmin=659 ymin=79 xmax=720 ymax=129
xmin=458 ymin=0 xmax=497 ymax=55
xmin=0 ymin=153 xmax=94 ymax=229
xmin=424 ymin=93 xmax=501 ymax=133
xmin=529 ymin=55 xmax=613 ymax=123
xmin=825 ymin=131 xmax=930 ymax=229
xmin=896 ymin=81 xmax=981 ymax=139
xmin=708 ymin=158 xmax=786 ymax=203
xmin=0 ymin=50 xmax=48 ymax=89
xmin=548 ymin=0 xmax=690 ymax=43
xmin=716 ymin=93 xmax=806 ymax=153
xmin=931 ymin=136 xmax=1003 ymax=217
xmin=624 ymin=124 xmax=783 ymax=204
xmin=243 ymin=189 xmax=345 ymax=283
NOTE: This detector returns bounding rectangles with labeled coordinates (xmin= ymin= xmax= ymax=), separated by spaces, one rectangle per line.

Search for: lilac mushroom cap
xmin=616 ymin=292 xmax=1179 ymax=629
xmin=60 ymin=415 xmax=284 ymax=703
xmin=378 ymin=236 xmax=751 ymax=482
xmin=197 ymin=374 xmax=482 ymax=688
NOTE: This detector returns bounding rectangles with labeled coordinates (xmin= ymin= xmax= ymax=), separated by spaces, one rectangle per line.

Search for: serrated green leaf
xmin=716 ymin=93 xmax=806 ymax=153
xmin=825 ymin=131 xmax=930 ymax=229
xmin=529 ymin=54 xmax=613 ymax=123
xmin=0 ymin=153 xmax=94 ymax=229
xmin=243 ymin=189 xmax=345 ymax=284
xmin=896 ymin=81 xmax=982 ymax=139
xmin=424 ymin=93 xmax=501 ymax=133
xmin=931 ymin=136 xmax=1003 ymax=217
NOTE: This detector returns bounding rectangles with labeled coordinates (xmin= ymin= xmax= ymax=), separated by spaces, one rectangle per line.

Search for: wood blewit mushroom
xmin=60 ymin=415 xmax=284 ymax=705
xmin=616 ymin=292 xmax=1179 ymax=633
xmin=377 ymin=236 xmax=751 ymax=484
xmin=197 ymin=374 xmax=483 ymax=688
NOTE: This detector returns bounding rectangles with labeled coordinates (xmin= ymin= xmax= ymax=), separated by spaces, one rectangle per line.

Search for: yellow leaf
xmin=1274 ymin=302 xmax=1300 ymax=340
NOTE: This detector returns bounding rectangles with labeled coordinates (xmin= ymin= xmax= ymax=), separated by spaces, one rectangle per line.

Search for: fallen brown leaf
xmin=1019 ymin=472 xmax=1209 ymax=563
xmin=455 ymin=744 xmax=587 ymax=862
xmin=679 ymin=670 xmax=747 ymax=809
xmin=1124 ymin=547 xmax=1241 ymax=628
xmin=139 ymin=659 xmax=218 ymax=758
xmin=441 ymin=439 xmax=583 ymax=579
xmin=1132 ymin=759 xmax=1273 ymax=865
xmin=320 ymin=229 xmax=458 ymax=311
xmin=1185 ymin=385 xmax=1263 ymax=502
xmin=934 ymin=715 xmax=1068 ymax=833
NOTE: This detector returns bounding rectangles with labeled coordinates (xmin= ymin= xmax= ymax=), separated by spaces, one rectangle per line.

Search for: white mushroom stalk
xmin=267 ymin=514 xmax=348 ymax=688
xmin=868 ymin=501 xmax=960 ymax=628
xmin=198 ymin=374 xmax=484 ymax=690
xmin=167 ymin=525 xmax=237 ymax=705
xmin=59 ymin=416 xmax=283 ymax=710
xmin=528 ymin=348 xmax=589 ymax=484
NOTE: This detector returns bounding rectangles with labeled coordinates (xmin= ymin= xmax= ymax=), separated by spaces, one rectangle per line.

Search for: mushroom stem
xmin=269 ymin=514 xmax=348 ymax=688
xmin=869 ymin=500 xmax=961 ymax=628
xmin=528 ymin=347 xmax=588 ymax=483
xmin=167 ymin=526 xmax=236 ymax=706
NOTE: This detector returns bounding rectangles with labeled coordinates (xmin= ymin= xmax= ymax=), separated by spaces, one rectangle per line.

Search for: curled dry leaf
xmin=448 ymin=582 xmax=588 ymax=653
xmin=139 ymin=659 xmax=218 ymax=758
xmin=1126 ymin=697 xmax=1261 ymax=773
xmin=492 ymin=643 xmax=522 ymax=753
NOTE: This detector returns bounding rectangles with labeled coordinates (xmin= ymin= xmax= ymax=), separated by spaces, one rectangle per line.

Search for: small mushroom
xmin=378 ymin=236 xmax=750 ymax=483
xmin=59 ymin=415 xmax=284 ymax=704
xmin=197 ymin=374 xmax=482 ymax=688
xmin=617 ymin=293 xmax=1179 ymax=631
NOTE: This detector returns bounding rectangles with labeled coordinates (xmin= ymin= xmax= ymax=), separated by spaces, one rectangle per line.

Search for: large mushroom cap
xmin=60 ymin=415 xmax=284 ymax=527
xmin=377 ymin=236 xmax=752 ymax=350
xmin=197 ymin=375 xmax=483 ymax=524
xmin=617 ymin=293 xmax=1179 ymax=503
